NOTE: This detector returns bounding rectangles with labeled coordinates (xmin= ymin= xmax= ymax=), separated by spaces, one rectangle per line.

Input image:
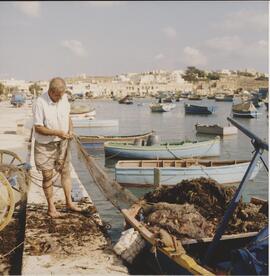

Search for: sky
xmin=0 ymin=1 xmax=268 ymax=81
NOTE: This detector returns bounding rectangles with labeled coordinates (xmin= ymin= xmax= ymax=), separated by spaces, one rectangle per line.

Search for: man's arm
xmin=35 ymin=125 xmax=71 ymax=139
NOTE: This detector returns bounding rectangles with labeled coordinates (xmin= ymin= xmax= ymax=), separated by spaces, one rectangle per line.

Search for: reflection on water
xmin=72 ymin=98 xmax=269 ymax=242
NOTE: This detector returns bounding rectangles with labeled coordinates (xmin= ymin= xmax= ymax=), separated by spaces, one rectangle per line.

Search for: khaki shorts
xmin=34 ymin=140 xmax=70 ymax=171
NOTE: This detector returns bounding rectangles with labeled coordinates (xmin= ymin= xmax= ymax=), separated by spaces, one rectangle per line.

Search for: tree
xmin=29 ymin=83 xmax=42 ymax=96
xmin=0 ymin=83 xmax=5 ymax=95
xmin=207 ymin=72 xmax=220 ymax=80
xmin=182 ymin=66 xmax=206 ymax=82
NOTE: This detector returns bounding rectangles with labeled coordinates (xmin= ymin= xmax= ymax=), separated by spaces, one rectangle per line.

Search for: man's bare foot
xmin=66 ymin=203 xmax=82 ymax=212
xmin=47 ymin=210 xmax=62 ymax=218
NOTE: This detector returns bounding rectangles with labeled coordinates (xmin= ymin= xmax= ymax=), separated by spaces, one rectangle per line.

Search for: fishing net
xmin=73 ymin=136 xmax=137 ymax=210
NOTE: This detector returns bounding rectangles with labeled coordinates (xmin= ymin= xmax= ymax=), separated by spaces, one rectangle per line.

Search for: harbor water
xmin=72 ymin=98 xmax=269 ymax=242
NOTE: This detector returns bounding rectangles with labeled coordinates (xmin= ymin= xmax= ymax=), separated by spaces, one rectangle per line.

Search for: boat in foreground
xmin=104 ymin=137 xmax=220 ymax=159
xmin=232 ymin=102 xmax=257 ymax=118
xmin=185 ymin=103 xmax=215 ymax=115
xmin=115 ymin=159 xmax=261 ymax=187
xmin=195 ymin=123 xmax=237 ymax=136
xmin=149 ymin=103 xmax=176 ymax=112
xmin=121 ymin=196 xmax=267 ymax=275
xmin=79 ymin=131 xmax=154 ymax=146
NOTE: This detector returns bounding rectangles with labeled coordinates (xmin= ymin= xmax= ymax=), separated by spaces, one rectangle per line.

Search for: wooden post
xmin=154 ymin=168 xmax=160 ymax=187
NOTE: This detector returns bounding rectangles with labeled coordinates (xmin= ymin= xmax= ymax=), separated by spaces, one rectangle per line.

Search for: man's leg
xmin=61 ymin=165 xmax=81 ymax=211
xmin=42 ymin=170 xmax=61 ymax=218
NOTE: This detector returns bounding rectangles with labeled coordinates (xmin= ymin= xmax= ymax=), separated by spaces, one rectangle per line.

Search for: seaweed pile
xmin=141 ymin=177 xmax=268 ymax=240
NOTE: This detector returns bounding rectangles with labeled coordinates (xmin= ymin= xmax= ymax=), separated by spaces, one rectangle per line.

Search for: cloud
xmin=154 ymin=53 xmax=165 ymax=60
xmin=13 ymin=2 xmax=41 ymax=17
xmin=162 ymin=27 xmax=177 ymax=39
xmin=183 ymin=46 xmax=207 ymax=66
xmin=220 ymin=10 xmax=268 ymax=31
xmin=61 ymin=40 xmax=88 ymax=57
xmin=205 ymin=36 xmax=243 ymax=51
xmin=88 ymin=1 xmax=126 ymax=8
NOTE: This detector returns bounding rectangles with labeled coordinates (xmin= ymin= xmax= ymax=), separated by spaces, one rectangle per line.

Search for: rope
xmin=0 ymin=241 xmax=24 ymax=259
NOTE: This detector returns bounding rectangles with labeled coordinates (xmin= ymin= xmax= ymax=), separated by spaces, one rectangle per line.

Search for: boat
xmin=10 ymin=93 xmax=26 ymax=107
xmin=70 ymin=103 xmax=96 ymax=118
xmin=104 ymin=137 xmax=220 ymax=159
xmin=115 ymin=159 xmax=261 ymax=187
xmin=232 ymin=102 xmax=257 ymax=118
xmin=188 ymin=94 xmax=202 ymax=100
xmin=149 ymin=103 xmax=176 ymax=112
xmin=78 ymin=131 xmax=154 ymax=146
xmin=121 ymin=196 xmax=267 ymax=275
xmin=195 ymin=123 xmax=237 ymax=136
xmin=207 ymin=95 xmax=215 ymax=99
xmin=119 ymin=95 xmax=133 ymax=104
xmin=72 ymin=118 xmax=119 ymax=128
xmin=214 ymin=94 xmax=234 ymax=102
xmin=119 ymin=118 xmax=268 ymax=274
xmin=184 ymin=103 xmax=215 ymax=115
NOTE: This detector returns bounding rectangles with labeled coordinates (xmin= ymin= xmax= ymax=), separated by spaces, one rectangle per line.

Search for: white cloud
xmin=154 ymin=53 xmax=165 ymax=60
xmin=205 ymin=36 xmax=243 ymax=51
xmin=220 ymin=10 xmax=268 ymax=31
xmin=61 ymin=40 xmax=88 ymax=57
xmin=88 ymin=1 xmax=126 ymax=8
xmin=13 ymin=2 xmax=41 ymax=17
xmin=183 ymin=46 xmax=207 ymax=66
xmin=162 ymin=27 xmax=177 ymax=39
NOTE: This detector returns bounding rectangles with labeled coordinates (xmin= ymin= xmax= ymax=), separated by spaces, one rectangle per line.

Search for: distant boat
xmin=232 ymin=102 xmax=257 ymax=118
xmin=78 ymin=131 xmax=154 ymax=146
xmin=104 ymin=137 xmax=220 ymax=159
xmin=215 ymin=94 xmax=234 ymax=102
xmin=70 ymin=103 xmax=96 ymax=118
xmin=149 ymin=102 xmax=176 ymax=112
xmin=10 ymin=93 xmax=26 ymax=107
xmin=184 ymin=103 xmax=215 ymax=115
xmin=119 ymin=95 xmax=133 ymax=104
xmin=195 ymin=123 xmax=237 ymax=136
xmin=207 ymin=95 xmax=215 ymax=99
xmin=188 ymin=94 xmax=202 ymax=100
xmin=115 ymin=159 xmax=262 ymax=187
xmin=163 ymin=97 xmax=175 ymax=103
xmin=72 ymin=119 xmax=119 ymax=128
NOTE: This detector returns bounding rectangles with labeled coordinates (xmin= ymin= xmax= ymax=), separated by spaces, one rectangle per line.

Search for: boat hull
xmin=105 ymin=139 xmax=220 ymax=159
xmin=195 ymin=124 xmax=237 ymax=136
xmin=115 ymin=160 xmax=261 ymax=186
xmin=185 ymin=104 xmax=214 ymax=115
xmin=232 ymin=111 xmax=257 ymax=118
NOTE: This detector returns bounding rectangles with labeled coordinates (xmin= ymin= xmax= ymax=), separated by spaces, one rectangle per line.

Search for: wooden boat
xmin=149 ymin=103 xmax=175 ymax=112
xmin=214 ymin=94 xmax=234 ymax=102
xmin=72 ymin=118 xmax=119 ymax=128
xmin=232 ymin=102 xmax=257 ymax=118
xmin=78 ymin=131 xmax=154 ymax=146
xmin=184 ymin=104 xmax=215 ymax=115
xmin=115 ymin=159 xmax=261 ymax=187
xmin=188 ymin=94 xmax=202 ymax=100
xmin=119 ymin=95 xmax=133 ymax=104
xmin=104 ymin=137 xmax=220 ymax=159
xmin=207 ymin=95 xmax=215 ymax=99
xmin=121 ymin=197 xmax=267 ymax=275
xmin=195 ymin=123 xmax=237 ymax=136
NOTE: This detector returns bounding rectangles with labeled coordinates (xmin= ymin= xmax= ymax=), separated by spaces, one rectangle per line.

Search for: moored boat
xmin=115 ymin=159 xmax=261 ymax=187
xmin=188 ymin=94 xmax=202 ymax=100
xmin=104 ymin=137 xmax=220 ymax=159
xmin=195 ymin=123 xmax=237 ymax=136
xmin=232 ymin=102 xmax=257 ymax=118
xmin=184 ymin=103 xmax=215 ymax=115
xmin=119 ymin=95 xmax=133 ymax=104
xmin=78 ymin=131 xmax=154 ymax=146
xmin=214 ymin=94 xmax=234 ymax=102
xmin=149 ymin=103 xmax=175 ymax=112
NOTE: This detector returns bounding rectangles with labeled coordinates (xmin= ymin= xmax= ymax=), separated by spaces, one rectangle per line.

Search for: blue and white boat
xmin=115 ymin=159 xmax=262 ymax=187
xmin=104 ymin=137 xmax=220 ymax=159
xmin=184 ymin=103 xmax=215 ymax=115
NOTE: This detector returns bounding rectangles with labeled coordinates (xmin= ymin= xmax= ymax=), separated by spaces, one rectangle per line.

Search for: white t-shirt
xmin=33 ymin=91 xmax=70 ymax=144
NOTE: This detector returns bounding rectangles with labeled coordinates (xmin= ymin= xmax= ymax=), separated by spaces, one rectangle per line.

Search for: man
xmin=33 ymin=77 xmax=81 ymax=218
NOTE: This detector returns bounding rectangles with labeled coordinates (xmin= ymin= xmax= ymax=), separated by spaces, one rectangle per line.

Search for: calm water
xmin=72 ymin=98 xmax=269 ymax=242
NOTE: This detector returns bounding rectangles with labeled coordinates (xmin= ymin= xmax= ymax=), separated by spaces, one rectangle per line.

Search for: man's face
xmin=49 ymin=90 xmax=65 ymax=103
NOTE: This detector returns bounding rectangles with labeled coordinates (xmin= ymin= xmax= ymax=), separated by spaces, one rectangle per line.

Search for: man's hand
xmin=55 ymin=130 xmax=72 ymax=140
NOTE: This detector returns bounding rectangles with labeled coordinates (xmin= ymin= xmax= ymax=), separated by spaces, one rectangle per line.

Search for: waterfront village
xmin=0 ymin=67 xmax=268 ymax=100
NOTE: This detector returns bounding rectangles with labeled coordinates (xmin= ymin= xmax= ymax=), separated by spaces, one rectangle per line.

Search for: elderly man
xmin=33 ymin=77 xmax=81 ymax=218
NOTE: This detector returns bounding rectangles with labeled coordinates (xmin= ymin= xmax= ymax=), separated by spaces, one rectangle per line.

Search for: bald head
xmin=48 ymin=77 xmax=66 ymax=102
